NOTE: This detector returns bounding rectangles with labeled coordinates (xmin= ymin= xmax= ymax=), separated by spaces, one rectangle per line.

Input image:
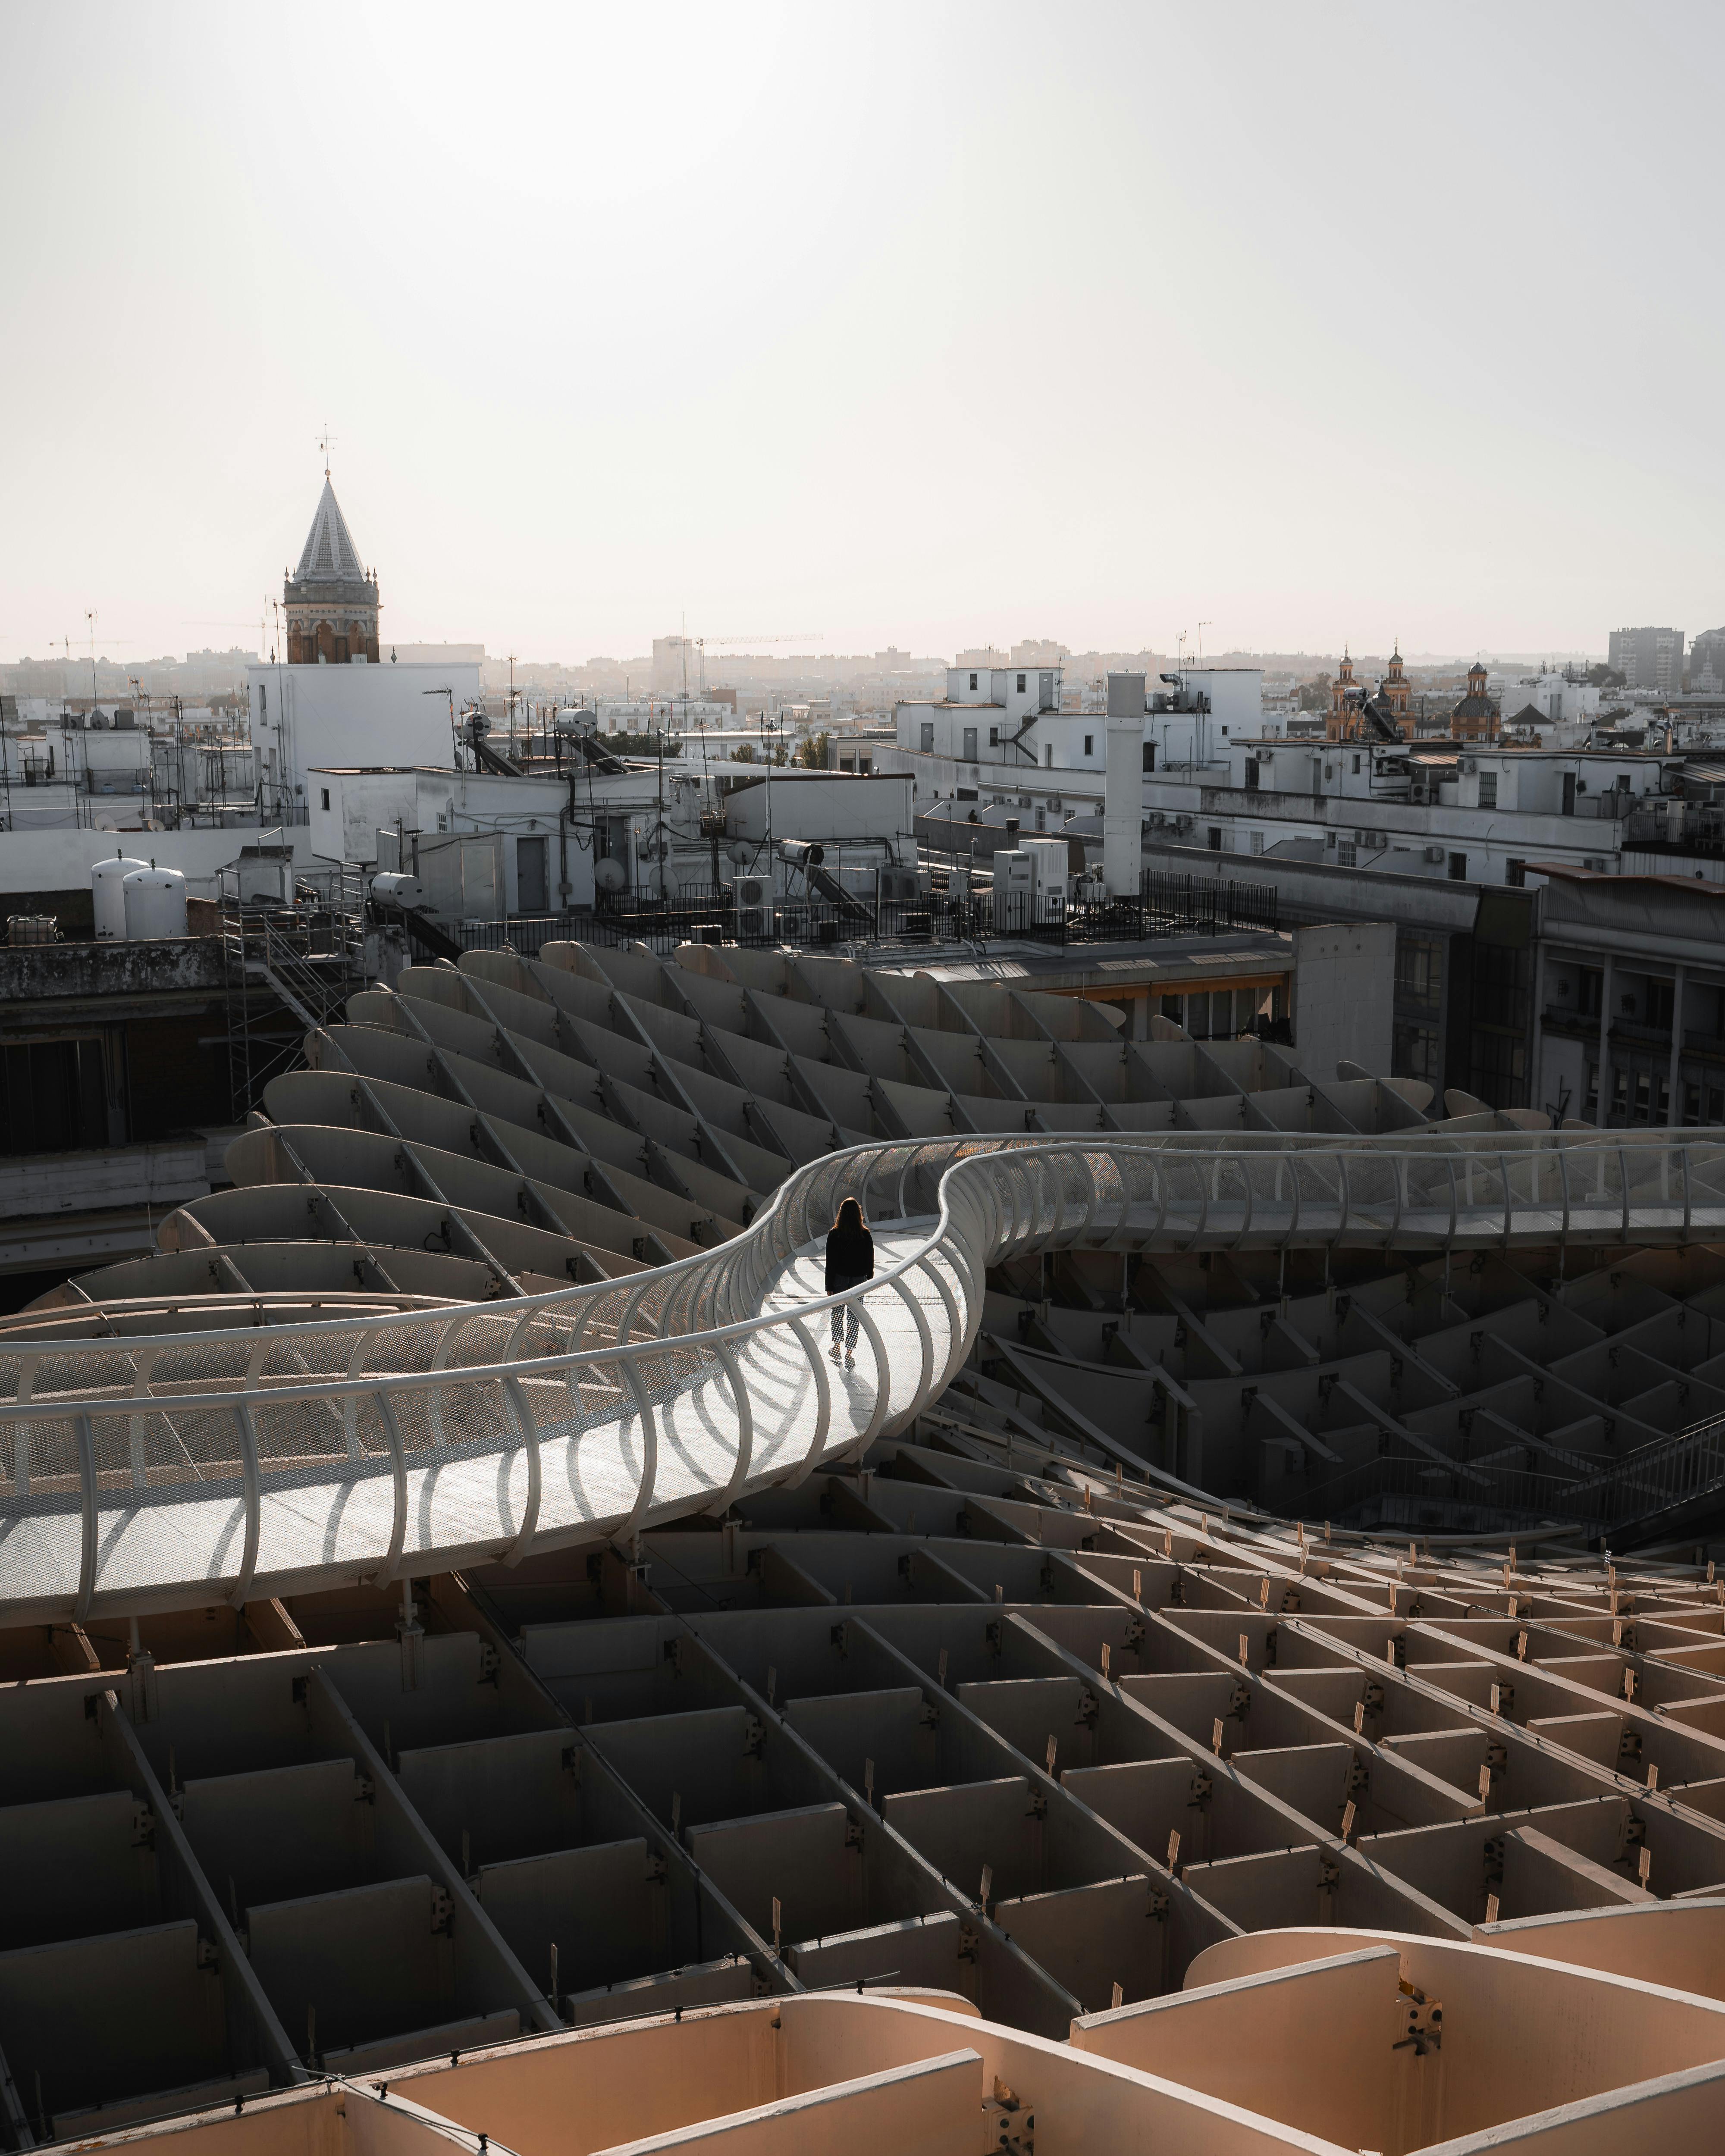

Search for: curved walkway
xmin=3 ymin=1131 xmax=1724 ymax=1624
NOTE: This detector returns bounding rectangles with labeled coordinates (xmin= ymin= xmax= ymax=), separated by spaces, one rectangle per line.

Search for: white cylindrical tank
xmin=371 ymin=871 xmax=425 ymax=910
xmin=122 ymin=862 xmax=188 ymax=941
xmin=92 ymin=851 xmax=149 ymax=940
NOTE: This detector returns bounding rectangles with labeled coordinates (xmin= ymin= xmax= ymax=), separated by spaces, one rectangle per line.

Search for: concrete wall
xmin=248 ymin=662 xmax=480 ymax=807
xmin=0 ymin=827 xmax=290 ymax=904
xmin=310 ymin=771 xmax=577 ymax=909
xmin=0 ymin=934 xmax=226 ymax=1001
xmin=723 ymin=773 xmax=913 ymax=856
xmin=1292 ymin=920 xmax=1396 ymax=1078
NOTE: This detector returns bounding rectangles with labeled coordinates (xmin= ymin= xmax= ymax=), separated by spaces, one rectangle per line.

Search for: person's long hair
xmin=831 ymin=1197 xmax=864 ymax=1233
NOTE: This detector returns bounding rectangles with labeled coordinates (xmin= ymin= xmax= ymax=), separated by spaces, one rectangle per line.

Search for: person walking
xmin=824 ymin=1196 xmax=874 ymax=1368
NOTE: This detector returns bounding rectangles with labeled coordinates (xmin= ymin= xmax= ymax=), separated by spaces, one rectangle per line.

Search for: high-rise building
xmin=651 ymin=635 xmax=696 ymax=697
xmin=1608 ymin=623 xmax=1684 ymax=691
xmin=1688 ymin=625 xmax=1725 ymax=691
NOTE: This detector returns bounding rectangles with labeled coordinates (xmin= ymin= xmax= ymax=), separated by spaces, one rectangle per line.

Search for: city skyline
xmin=3 ymin=4 xmax=1722 ymax=661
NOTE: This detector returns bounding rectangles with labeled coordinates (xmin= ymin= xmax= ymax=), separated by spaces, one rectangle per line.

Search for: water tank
xmin=371 ymin=871 xmax=425 ymax=910
xmin=92 ymin=852 xmax=149 ymax=940
xmin=122 ymin=862 xmax=188 ymax=941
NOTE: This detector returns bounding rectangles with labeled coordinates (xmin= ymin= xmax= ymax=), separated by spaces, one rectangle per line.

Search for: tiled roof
xmin=293 ymin=477 xmax=369 ymax=583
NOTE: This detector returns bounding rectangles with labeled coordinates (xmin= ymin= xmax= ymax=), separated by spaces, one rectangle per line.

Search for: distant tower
xmin=1328 ymin=649 xmax=1357 ymax=740
xmin=1450 ymin=658 xmax=1498 ymax=743
xmin=284 ymin=475 xmax=380 ymax=664
xmin=1382 ymin=642 xmax=1410 ymax=723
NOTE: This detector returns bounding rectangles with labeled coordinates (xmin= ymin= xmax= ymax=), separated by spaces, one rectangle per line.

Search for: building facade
xmin=1689 ymin=626 xmax=1725 ymax=693
xmin=1532 ymin=867 xmax=1725 ymax=1127
xmin=651 ymin=635 xmax=697 ymax=697
xmin=884 ymin=665 xmax=1271 ymax=830
xmin=1609 ymin=624 xmax=1685 ymax=693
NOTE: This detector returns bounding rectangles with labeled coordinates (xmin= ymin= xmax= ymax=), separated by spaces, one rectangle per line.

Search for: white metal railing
xmin=3 ymin=1130 xmax=1725 ymax=1625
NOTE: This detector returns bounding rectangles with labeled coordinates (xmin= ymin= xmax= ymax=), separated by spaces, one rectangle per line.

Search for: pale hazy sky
xmin=3 ymin=3 xmax=1720 ymax=665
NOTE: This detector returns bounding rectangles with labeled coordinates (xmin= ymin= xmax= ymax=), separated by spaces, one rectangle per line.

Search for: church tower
xmin=1382 ymin=642 xmax=1410 ymax=723
xmin=1328 ymin=649 xmax=1357 ymax=740
xmin=284 ymin=476 xmax=380 ymax=664
xmin=1450 ymin=658 xmax=1498 ymax=743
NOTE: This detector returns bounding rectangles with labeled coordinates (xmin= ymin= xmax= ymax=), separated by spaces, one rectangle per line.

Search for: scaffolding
xmin=220 ymin=859 xmax=369 ymax=1116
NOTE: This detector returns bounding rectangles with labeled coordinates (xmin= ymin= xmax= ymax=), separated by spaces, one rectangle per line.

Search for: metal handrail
xmin=5 ymin=1130 xmax=1725 ymax=1621
xmin=3 ymin=1131 xmax=1722 ymax=1420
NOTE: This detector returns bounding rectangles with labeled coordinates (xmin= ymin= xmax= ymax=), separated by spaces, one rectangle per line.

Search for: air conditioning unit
xmin=1425 ymin=846 xmax=1446 ymax=864
xmin=992 ymin=848 xmax=1034 ymax=931
xmin=734 ymin=875 xmax=767 ymax=909
xmin=1462 ymin=757 xmax=1478 ymax=775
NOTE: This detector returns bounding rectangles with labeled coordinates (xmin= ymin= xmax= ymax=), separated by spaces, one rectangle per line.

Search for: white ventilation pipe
xmin=1103 ymin=713 xmax=1143 ymax=898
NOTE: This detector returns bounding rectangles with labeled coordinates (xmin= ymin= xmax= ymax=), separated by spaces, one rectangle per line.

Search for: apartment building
xmin=1177 ymin=738 xmax=1725 ymax=889
xmin=1609 ymin=623 xmax=1685 ymax=692
xmin=884 ymin=663 xmax=1273 ymax=826
xmin=1534 ymin=867 xmax=1725 ymax=1128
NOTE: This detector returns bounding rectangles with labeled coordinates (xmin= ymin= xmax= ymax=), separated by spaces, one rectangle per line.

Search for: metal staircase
xmin=220 ymin=864 xmax=368 ymax=1115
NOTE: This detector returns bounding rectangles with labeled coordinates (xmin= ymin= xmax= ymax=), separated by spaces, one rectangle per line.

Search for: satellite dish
xmin=728 ymin=843 xmax=751 ymax=867
xmin=594 ymin=858 xmax=626 ymax=893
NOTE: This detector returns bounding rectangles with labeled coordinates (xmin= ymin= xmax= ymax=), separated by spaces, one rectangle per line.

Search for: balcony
xmin=1611 ymin=1017 xmax=1676 ymax=1049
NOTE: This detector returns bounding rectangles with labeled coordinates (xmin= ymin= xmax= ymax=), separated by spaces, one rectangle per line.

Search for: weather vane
xmin=317 ymin=423 xmax=338 ymax=478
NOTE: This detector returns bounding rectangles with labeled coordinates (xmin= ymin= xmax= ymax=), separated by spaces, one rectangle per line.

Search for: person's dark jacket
xmin=824 ymin=1216 xmax=875 ymax=1292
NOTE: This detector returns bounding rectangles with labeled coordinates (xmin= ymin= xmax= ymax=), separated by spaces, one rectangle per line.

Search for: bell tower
xmin=1383 ymin=642 xmax=1410 ymax=722
xmin=283 ymin=470 xmax=380 ymax=665
xmin=1328 ymin=649 xmax=1356 ymax=740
